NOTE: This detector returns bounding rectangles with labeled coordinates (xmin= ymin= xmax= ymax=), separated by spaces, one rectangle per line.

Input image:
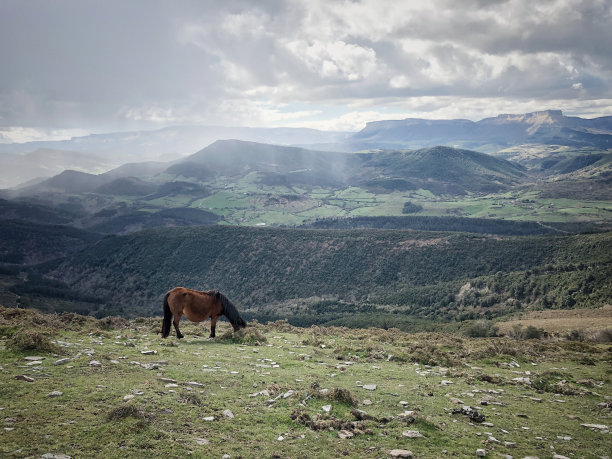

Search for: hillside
xmin=0 ymin=220 xmax=100 ymax=264
xmin=0 ymin=307 xmax=611 ymax=458
xmin=35 ymin=226 xmax=612 ymax=322
xmin=8 ymin=140 xmax=549 ymax=231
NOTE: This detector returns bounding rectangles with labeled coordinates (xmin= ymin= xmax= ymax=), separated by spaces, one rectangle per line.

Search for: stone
xmin=24 ymin=356 xmax=45 ymax=361
xmin=141 ymin=350 xmax=157 ymax=355
xmin=389 ymin=450 xmax=413 ymax=458
xmin=223 ymin=409 xmax=234 ymax=419
xmin=203 ymin=416 xmax=215 ymax=421
xmin=581 ymin=423 xmax=609 ymax=431
xmin=557 ymin=435 xmax=571 ymax=441
xmin=399 ymin=401 xmax=409 ymax=406
xmin=195 ymin=438 xmax=209 ymax=445
xmin=440 ymin=380 xmax=453 ymax=386
xmin=476 ymin=448 xmax=487 ymax=457
xmin=14 ymin=375 xmax=34 ymax=382
xmin=362 ymin=399 xmax=372 ymax=405
xmin=363 ymin=384 xmax=377 ymax=391
xmin=185 ymin=381 xmax=205 ymax=387
xmin=88 ymin=360 xmax=102 ymax=367
xmin=123 ymin=394 xmax=135 ymax=401
xmin=402 ymin=430 xmax=423 ymax=438
xmin=553 ymin=455 xmax=570 ymax=459
xmin=504 ymin=441 xmax=516 ymax=448
xmin=338 ymin=430 xmax=354 ymax=439
xmin=47 ymin=391 xmax=63 ymax=397
xmin=277 ymin=435 xmax=285 ymax=441
xmin=322 ymin=405 xmax=332 ymax=413
xmin=282 ymin=390 xmax=295 ymax=399
xmin=487 ymin=435 xmax=501 ymax=444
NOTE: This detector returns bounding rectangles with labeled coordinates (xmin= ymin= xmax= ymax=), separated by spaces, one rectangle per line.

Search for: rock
xmin=165 ymin=383 xmax=179 ymax=388
xmin=450 ymin=397 xmax=465 ymax=404
xmin=512 ymin=377 xmax=530 ymax=384
xmin=553 ymin=455 xmax=570 ymax=459
xmin=88 ymin=360 xmax=102 ymax=367
xmin=14 ymin=375 xmax=34 ymax=382
xmin=581 ymin=423 xmax=609 ymax=432
xmin=282 ymin=390 xmax=295 ymax=399
xmin=440 ymin=380 xmax=453 ymax=386
xmin=277 ymin=435 xmax=285 ymax=441
xmin=363 ymin=384 xmax=377 ymax=391
xmin=487 ymin=436 xmax=501 ymax=444
xmin=53 ymin=358 xmax=70 ymax=366
xmin=140 ymin=350 xmax=157 ymax=355
xmin=476 ymin=448 xmax=487 ymax=457
xmin=185 ymin=381 xmax=205 ymax=387
xmin=322 ymin=405 xmax=332 ymax=413
xmin=399 ymin=401 xmax=409 ymax=407
xmin=123 ymin=394 xmax=135 ymax=402
xmin=40 ymin=454 xmax=71 ymax=459
xmin=362 ymin=399 xmax=372 ymax=405
xmin=389 ymin=449 xmax=413 ymax=458
xmin=338 ymin=430 xmax=354 ymax=439
xmin=557 ymin=435 xmax=571 ymax=441
xmin=24 ymin=356 xmax=45 ymax=361
xmin=195 ymin=438 xmax=209 ymax=445
xmin=402 ymin=430 xmax=423 ymax=438
xmin=504 ymin=441 xmax=516 ymax=448
xmin=47 ymin=391 xmax=63 ymax=397
xmin=202 ymin=416 xmax=215 ymax=421
xmin=223 ymin=409 xmax=234 ymax=419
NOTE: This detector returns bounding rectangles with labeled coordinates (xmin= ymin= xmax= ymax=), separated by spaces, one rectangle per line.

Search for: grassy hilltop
xmin=1 ymin=307 xmax=611 ymax=458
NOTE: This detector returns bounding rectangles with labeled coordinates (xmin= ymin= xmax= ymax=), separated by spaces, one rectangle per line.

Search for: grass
xmin=0 ymin=307 xmax=611 ymax=458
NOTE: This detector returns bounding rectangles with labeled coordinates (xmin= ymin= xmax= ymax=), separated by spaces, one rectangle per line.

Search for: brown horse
xmin=160 ymin=287 xmax=246 ymax=339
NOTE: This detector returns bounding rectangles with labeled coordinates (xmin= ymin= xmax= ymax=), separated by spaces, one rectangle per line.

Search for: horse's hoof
xmin=177 ymin=335 xmax=184 ymax=339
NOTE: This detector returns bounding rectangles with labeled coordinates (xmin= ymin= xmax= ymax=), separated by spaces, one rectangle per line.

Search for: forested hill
xmin=41 ymin=225 xmax=612 ymax=319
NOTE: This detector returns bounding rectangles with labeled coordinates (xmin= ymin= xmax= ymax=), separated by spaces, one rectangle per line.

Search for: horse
xmin=160 ymin=287 xmax=247 ymax=339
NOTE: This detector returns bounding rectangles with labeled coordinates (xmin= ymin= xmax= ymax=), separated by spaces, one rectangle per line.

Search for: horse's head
xmin=232 ymin=317 xmax=247 ymax=332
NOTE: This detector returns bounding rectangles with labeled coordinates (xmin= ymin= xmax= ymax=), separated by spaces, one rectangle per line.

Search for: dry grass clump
xmin=107 ymin=404 xmax=149 ymax=421
xmin=97 ymin=315 xmax=129 ymax=330
xmin=217 ymin=327 xmax=267 ymax=345
xmin=6 ymin=329 xmax=60 ymax=354
xmin=327 ymin=388 xmax=358 ymax=407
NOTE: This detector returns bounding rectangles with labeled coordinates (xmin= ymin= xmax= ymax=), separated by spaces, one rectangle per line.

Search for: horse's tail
xmin=160 ymin=292 xmax=172 ymax=338
xmin=219 ymin=292 xmax=247 ymax=330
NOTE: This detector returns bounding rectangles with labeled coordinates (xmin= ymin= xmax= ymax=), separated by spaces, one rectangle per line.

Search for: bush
xmin=6 ymin=329 xmax=60 ymax=353
xmin=523 ymin=325 xmax=543 ymax=340
xmin=595 ymin=328 xmax=612 ymax=343
xmin=566 ymin=329 xmax=586 ymax=342
xmin=464 ymin=320 xmax=499 ymax=338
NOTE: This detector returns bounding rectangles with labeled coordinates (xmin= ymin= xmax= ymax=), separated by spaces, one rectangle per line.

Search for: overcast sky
xmin=1 ymin=0 xmax=611 ymax=142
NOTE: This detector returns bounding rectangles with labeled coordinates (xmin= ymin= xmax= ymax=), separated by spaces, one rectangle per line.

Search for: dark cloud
xmin=0 ymin=0 xmax=610 ymax=136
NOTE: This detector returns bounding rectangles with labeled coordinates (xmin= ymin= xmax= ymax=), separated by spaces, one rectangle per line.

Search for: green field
xmin=1 ymin=307 xmax=611 ymax=458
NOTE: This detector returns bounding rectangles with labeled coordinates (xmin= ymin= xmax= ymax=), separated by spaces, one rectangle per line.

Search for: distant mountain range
xmin=1 ymin=110 xmax=610 ymax=189
xmin=345 ymin=110 xmax=612 ymax=151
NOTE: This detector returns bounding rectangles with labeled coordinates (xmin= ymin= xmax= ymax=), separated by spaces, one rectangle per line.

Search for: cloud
xmin=0 ymin=0 xmax=610 ymax=137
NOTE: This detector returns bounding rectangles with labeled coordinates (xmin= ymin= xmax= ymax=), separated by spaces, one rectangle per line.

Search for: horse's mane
xmin=218 ymin=292 xmax=247 ymax=328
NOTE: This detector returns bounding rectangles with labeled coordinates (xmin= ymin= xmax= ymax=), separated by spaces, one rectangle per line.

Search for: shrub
xmin=464 ymin=320 xmax=499 ymax=338
xmin=523 ymin=325 xmax=543 ymax=340
xmin=566 ymin=329 xmax=586 ymax=342
xmin=595 ymin=328 xmax=612 ymax=343
xmin=6 ymin=329 xmax=60 ymax=353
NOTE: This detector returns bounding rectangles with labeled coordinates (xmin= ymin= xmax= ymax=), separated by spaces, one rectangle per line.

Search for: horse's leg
xmin=209 ymin=315 xmax=219 ymax=338
xmin=173 ymin=315 xmax=184 ymax=339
